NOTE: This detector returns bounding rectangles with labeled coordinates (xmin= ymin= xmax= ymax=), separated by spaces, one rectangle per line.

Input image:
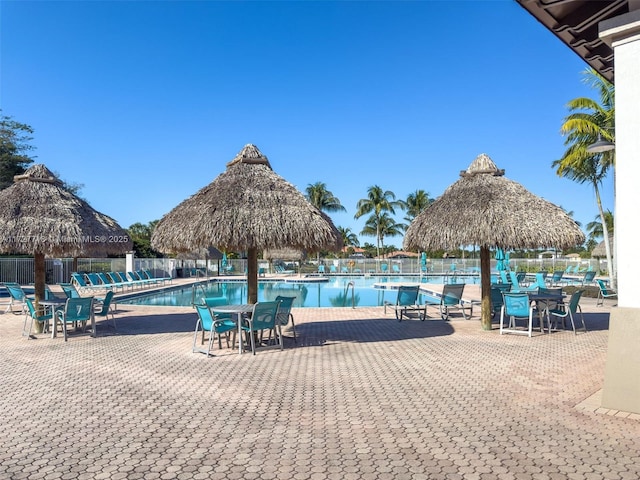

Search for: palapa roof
xmin=263 ymin=248 xmax=306 ymax=262
xmin=0 ymin=164 xmax=131 ymax=256
xmin=175 ymin=246 xmax=223 ymax=260
xmin=151 ymin=144 xmax=343 ymax=253
xmin=404 ymin=154 xmax=585 ymax=252
xmin=592 ymin=236 xmax=613 ymax=258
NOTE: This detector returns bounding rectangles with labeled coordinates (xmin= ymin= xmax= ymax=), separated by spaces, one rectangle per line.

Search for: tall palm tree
xmin=401 ymin=189 xmax=433 ymax=230
xmin=553 ymin=67 xmax=615 ymax=286
xmin=305 ymin=182 xmax=346 ymax=214
xmin=354 ymin=185 xmax=403 ymax=257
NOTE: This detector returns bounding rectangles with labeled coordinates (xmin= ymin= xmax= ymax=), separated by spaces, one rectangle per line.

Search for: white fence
xmin=0 ymin=256 xmax=606 ymax=285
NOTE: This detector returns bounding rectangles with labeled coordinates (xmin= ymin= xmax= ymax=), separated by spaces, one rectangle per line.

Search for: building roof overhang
xmin=516 ymin=0 xmax=634 ymax=83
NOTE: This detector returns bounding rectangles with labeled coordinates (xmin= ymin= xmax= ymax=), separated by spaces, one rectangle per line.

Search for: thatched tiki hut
xmin=151 ymin=144 xmax=342 ymax=303
xmin=0 ymin=164 xmax=132 ymax=328
xmin=404 ymin=153 xmax=585 ymax=331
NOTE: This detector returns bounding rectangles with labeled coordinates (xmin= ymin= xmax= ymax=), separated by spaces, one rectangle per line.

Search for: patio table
xmin=528 ymin=292 xmax=565 ymax=333
xmin=210 ymin=304 xmax=254 ymax=354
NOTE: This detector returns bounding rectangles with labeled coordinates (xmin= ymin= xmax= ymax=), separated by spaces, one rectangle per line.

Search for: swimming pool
xmin=120 ymin=274 xmax=479 ymax=308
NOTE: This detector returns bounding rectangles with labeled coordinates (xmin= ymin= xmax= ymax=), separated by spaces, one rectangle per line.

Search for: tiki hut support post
xmin=34 ymin=253 xmax=45 ymax=314
xmin=247 ymin=247 xmax=258 ymax=304
xmin=480 ymin=245 xmax=491 ymax=330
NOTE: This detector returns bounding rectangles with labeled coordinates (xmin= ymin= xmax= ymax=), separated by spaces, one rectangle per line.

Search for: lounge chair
xmin=380 ymin=263 xmax=389 ymax=274
xmin=329 ymin=265 xmax=337 ymax=274
xmin=580 ymin=270 xmax=597 ymax=286
xmin=439 ymin=283 xmax=473 ymax=320
xmin=392 ymin=264 xmax=401 ymax=274
xmin=142 ymin=269 xmax=172 ymax=285
xmin=384 ymin=285 xmax=426 ymax=321
xmin=60 ymin=283 xmax=81 ymax=299
xmin=341 ymin=266 xmax=349 ymax=274
xmin=128 ymin=271 xmax=154 ymax=287
xmin=317 ymin=265 xmax=325 ymax=274
xmin=70 ymin=273 xmax=103 ymax=293
xmin=3 ymin=282 xmax=27 ymax=314
xmin=509 ymin=271 xmax=541 ymax=293
xmin=596 ymin=279 xmax=617 ymax=306
xmin=548 ymin=270 xmax=565 ymax=286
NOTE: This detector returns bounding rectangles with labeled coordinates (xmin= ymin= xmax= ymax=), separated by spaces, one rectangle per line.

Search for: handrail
xmin=343 ymin=281 xmax=355 ymax=309
xmin=191 ymin=282 xmax=208 ymax=308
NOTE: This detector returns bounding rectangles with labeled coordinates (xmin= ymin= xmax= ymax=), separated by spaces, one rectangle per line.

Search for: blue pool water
xmin=120 ymin=275 xmax=479 ymax=308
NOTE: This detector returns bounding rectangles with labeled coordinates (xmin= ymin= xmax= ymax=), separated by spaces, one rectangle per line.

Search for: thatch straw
xmin=404 ymin=154 xmax=585 ymax=251
xmin=592 ymin=236 xmax=613 ymax=258
xmin=0 ymin=164 xmax=132 ymax=257
xmin=404 ymin=153 xmax=585 ymax=331
xmin=151 ymin=144 xmax=342 ymax=253
xmin=263 ymin=248 xmax=306 ymax=262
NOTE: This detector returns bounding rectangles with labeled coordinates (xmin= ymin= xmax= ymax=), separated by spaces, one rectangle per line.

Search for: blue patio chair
xmin=318 ymin=265 xmax=325 ymax=274
xmin=392 ymin=264 xmax=401 ymax=274
xmin=490 ymin=283 xmax=511 ymax=318
xmin=274 ymin=295 xmax=296 ymax=343
xmin=380 ymin=263 xmax=389 ymax=274
xmin=548 ymin=289 xmax=586 ymax=334
xmin=70 ymin=273 xmax=102 ymax=293
xmin=580 ymin=270 xmax=597 ymax=286
xmin=94 ymin=290 xmax=117 ymax=331
xmin=499 ymin=271 xmax=510 ymax=285
xmin=439 ymin=283 xmax=472 ymax=320
xmin=341 ymin=266 xmax=349 ymax=274
xmin=193 ymin=304 xmax=237 ymax=356
xmin=22 ymin=297 xmax=53 ymax=338
xmin=60 ymin=283 xmax=81 ymax=299
xmin=384 ymin=285 xmax=426 ymax=321
xmin=55 ymin=297 xmax=94 ymax=341
xmin=239 ymin=301 xmax=281 ymax=355
xmin=500 ymin=292 xmax=535 ymax=337
xmin=548 ymin=270 xmax=565 ymax=286
xmin=142 ymin=269 xmax=172 ymax=285
xmin=4 ymin=282 xmax=27 ymax=314
xmin=596 ymin=279 xmax=617 ymax=306
xmin=329 ymin=264 xmax=337 ymax=274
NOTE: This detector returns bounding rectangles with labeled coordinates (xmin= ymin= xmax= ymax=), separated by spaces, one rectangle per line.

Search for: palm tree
xmin=401 ymin=189 xmax=433 ymax=230
xmin=305 ymin=182 xmax=346 ymax=214
xmin=586 ymin=210 xmax=614 ymax=243
xmin=354 ymin=185 xmax=403 ymax=257
xmin=305 ymin=182 xmax=346 ymax=263
xmin=337 ymin=226 xmax=359 ymax=248
xmin=553 ymin=67 xmax=615 ymax=286
xmin=360 ymin=212 xmax=403 ymax=254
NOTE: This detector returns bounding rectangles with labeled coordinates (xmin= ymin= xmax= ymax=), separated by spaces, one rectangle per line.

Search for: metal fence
xmin=0 ymin=256 xmax=607 ymax=285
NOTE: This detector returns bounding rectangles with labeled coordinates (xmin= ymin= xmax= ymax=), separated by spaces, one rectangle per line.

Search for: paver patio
xmin=1 ymin=287 xmax=638 ymax=480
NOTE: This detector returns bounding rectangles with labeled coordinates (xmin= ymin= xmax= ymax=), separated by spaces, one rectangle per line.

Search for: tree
xmin=337 ymin=226 xmax=359 ymax=248
xmin=305 ymin=182 xmax=346 ymax=214
xmin=401 ymin=189 xmax=433 ymax=230
xmin=553 ymin=67 xmax=615 ymax=286
xmin=128 ymin=220 xmax=162 ymax=258
xmin=0 ymin=111 xmax=35 ymax=190
xmin=354 ymin=185 xmax=403 ymax=257
xmin=586 ymin=210 xmax=613 ymax=243
xmin=361 ymin=212 xmax=403 ymax=254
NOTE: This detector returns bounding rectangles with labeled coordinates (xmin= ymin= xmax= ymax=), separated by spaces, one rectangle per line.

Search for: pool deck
xmin=1 ymin=277 xmax=638 ymax=479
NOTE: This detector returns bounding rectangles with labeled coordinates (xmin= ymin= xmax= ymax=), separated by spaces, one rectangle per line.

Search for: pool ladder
xmin=343 ymin=281 xmax=355 ymax=309
xmin=191 ymin=282 xmax=207 ymax=307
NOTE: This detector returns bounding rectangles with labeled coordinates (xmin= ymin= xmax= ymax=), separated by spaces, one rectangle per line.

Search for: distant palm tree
xmin=361 ymin=213 xmax=403 ymax=253
xmin=305 ymin=182 xmax=346 ymax=214
xmin=586 ymin=210 xmax=614 ymax=243
xmin=354 ymin=185 xmax=403 ymax=257
xmin=553 ymin=67 xmax=615 ymax=285
xmin=338 ymin=226 xmax=359 ymax=248
xmin=401 ymin=189 xmax=433 ymax=230
xmin=305 ymin=182 xmax=346 ymax=263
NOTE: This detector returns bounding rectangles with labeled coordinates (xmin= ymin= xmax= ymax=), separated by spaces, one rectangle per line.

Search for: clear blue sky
xmin=0 ymin=0 xmax=613 ymax=249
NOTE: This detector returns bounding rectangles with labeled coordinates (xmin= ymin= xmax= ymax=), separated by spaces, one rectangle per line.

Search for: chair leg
xmin=192 ymin=320 xmax=202 ymax=353
xmin=290 ymin=315 xmax=296 ymax=343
